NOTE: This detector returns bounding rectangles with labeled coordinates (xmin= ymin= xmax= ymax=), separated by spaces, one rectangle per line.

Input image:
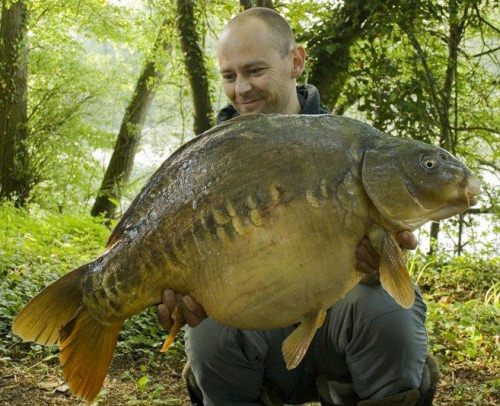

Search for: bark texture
xmin=240 ymin=0 xmax=274 ymax=9
xmin=0 ymin=0 xmax=30 ymax=206
xmin=91 ymin=18 xmax=171 ymax=219
xmin=176 ymin=0 xmax=214 ymax=135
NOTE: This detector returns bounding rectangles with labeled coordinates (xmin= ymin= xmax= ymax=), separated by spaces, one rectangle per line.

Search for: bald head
xmin=222 ymin=7 xmax=296 ymax=57
xmin=216 ymin=8 xmax=305 ymax=115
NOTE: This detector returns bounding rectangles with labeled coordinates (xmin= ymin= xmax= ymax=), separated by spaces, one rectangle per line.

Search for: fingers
xmin=157 ymin=289 xmax=177 ymax=330
xmin=396 ymin=231 xmax=418 ymax=250
xmin=359 ymin=273 xmax=380 ymax=285
xmin=163 ymin=288 xmax=177 ymax=311
xmin=157 ymin=289 xmax=207 ymax=330
xmin=355 ymin=237 xmax=379 ymax=274
xmin=180 ymin=296 xmax=207 ymax=327
xmin=355 ymin=231 xmax=418 ymax=278
xmin=157 ymin=303 xmax=173 ymax=330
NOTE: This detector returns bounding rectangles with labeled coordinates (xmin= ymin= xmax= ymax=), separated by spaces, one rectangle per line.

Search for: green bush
xmin=0 ymin=203 xmax=110 ymax=357
xmin=0 ymin=203 xmax=185 ymax=362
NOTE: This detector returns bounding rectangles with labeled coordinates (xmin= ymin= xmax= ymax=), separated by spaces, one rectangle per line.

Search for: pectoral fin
xmin=282 ymin=309 xmax=327 ymax=370
xmin=368 ymin=227 xmax=415 ymax=309
xmin=160 ymin=307 xmax=185 ymax=352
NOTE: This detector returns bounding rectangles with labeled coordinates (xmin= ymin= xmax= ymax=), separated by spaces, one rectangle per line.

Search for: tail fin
xmin=12 ymin=262 xmax=124 ymax=402
xmin=60 ymin=308 xmax=122 ymax=401
xmin=12 ymin=263 xmax=89 ymax=344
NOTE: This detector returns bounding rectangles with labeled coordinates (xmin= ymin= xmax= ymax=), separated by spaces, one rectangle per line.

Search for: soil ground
xmin=0 ymin=355 xmax=190 ymax=405
xmin=1 ymin=355 xmax=498 ymax=405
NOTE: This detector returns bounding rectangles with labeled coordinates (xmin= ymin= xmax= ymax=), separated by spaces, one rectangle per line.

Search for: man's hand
xmin=356 ymin=231 xmax=418 ymax=285
xmin=157 ymin=289 xmax=207 ymax=330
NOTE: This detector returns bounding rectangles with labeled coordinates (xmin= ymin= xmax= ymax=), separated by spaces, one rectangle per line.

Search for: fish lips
xmin=465 ymin=175 xmax=481 ymax=207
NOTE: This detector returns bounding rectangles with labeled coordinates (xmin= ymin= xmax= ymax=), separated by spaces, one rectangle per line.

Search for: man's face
xmin=217 ymin=19 xmax=302 ymax=115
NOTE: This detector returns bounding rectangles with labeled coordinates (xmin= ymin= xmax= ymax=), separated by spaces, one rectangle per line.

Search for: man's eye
xmin=249 ymin=68 xmax=264 ymax=75
xmin=222 ymin=75 xmax=235 ymax=82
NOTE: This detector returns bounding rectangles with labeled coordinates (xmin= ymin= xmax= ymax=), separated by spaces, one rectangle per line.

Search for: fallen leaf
xmin=38 ymin=380 xmax=64 ymax=391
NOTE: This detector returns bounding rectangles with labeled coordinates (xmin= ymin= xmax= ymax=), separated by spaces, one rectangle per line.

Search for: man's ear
xmin=291 ymin=45 xmax=306 ymax=79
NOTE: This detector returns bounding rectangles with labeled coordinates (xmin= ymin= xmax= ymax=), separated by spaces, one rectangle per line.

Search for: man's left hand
xmin=356 ymin=231 xmax=418 ymax=285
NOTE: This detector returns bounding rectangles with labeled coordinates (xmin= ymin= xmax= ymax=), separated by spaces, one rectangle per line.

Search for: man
xmin=158 ymin=8 xmax=438 ymax=406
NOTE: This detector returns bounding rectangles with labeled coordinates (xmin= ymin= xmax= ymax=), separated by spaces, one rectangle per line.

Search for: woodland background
xmin=0 ymin=0 xmax=498 ymax=404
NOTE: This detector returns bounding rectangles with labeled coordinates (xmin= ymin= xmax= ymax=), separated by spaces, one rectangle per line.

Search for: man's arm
xmin=157 ymin=231 xmax=418 ymax=329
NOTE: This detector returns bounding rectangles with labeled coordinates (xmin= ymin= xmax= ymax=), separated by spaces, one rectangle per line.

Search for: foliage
xmin=409 ymin=250 xmax=499 ymax=404
xmin=22 ymin=0 xmax=152 ymax=211
xmin=0 ymin=203 xmax=185 ymax=365
xmin=293 ymin=0 xmax=499 ymax=243
xmin=0 ymin=202 xmax=109 ymax=356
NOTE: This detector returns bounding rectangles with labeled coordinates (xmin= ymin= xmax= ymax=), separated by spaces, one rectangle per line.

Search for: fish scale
xmin=12 ymin=113 xmax=480 ymax=401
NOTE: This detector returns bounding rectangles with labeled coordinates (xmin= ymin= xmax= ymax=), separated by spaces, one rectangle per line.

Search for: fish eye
xmin=421 ymin=157 xmax=438 ymax=169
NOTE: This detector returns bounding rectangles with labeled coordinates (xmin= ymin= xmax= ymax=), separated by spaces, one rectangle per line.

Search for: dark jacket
xmin=216 ymin=84 xmax=329 ymax=124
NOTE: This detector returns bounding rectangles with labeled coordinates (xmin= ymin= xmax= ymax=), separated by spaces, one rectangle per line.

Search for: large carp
xmin=13 ymin=114 xmax=480 ymax=401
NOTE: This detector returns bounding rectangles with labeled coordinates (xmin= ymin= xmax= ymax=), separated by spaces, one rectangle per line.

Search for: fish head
xmin=361 ymin=138 xmax=481 ymax=231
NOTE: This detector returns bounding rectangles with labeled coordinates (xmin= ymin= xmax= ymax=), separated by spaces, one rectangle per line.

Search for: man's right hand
xmin=157 ymin=289 xmax=207 ymax=330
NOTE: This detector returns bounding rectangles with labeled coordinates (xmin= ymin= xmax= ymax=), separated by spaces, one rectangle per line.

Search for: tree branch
xmin=473 ymin=2 xmax=500 ymax=34
xmin=476 ymin=158 xmax=500 ymax=172
xmin=452 ymin=126 xmax=499 ymax=134
xmin=403 ymin=28 xmax=444 ymax=128
xmin=471 ymin=45 xmax=500 ymax=58
xmin=467 ymin=207 xmax=496 ymax=214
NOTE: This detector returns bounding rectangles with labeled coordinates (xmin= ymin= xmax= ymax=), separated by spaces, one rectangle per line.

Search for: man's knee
xmin=185 ymin=319 xmax=269 ymax=404
xmin=185 ymin=319 xmax=225 ymax=364
xmin=321 ymin=283 xmax=428 ymax=400
xmin=186 ymin=319 xmax=269 ymax=369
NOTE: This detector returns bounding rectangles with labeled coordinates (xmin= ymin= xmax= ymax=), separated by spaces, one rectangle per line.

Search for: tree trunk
xmin=428 ymin=221 xmax=440 ymax=255
xmin=256 ymin=0 xmax=273 ymax=8
xmin=0 ymin=0 xmax=30 ymax=206
xmin=456 ymin=213 xmax=465 ymax=255
xmin=91 ymin=18 xmax=172 ymax=219
xmin=176 ymin=0 xmax=214 ymax=135
xmin=240 ymin=1 xmax=273 ymax=10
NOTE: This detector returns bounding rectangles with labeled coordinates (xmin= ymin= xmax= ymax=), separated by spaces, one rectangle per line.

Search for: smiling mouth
xmin=239 ymin=99 xmax=262 ymax=105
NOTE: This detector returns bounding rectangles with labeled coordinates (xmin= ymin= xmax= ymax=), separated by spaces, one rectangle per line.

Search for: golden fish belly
xmin=190 ymin=199 xmax=366 ymax=329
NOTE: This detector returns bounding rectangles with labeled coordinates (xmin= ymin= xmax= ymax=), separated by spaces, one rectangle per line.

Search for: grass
xmin=0 ymin=203 xmax=498 ymax=405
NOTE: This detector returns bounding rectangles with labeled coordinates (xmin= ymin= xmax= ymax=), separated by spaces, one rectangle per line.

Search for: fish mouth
xmin=393 ymin=174 xmax=477 ymax=231
xmin=465 ymin=175 xmax=481 ymax=207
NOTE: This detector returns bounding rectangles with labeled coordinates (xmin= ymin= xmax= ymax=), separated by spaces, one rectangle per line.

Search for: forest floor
xmin=0 ymin=354 xmax=190 ymax=405
xmin=0 ymin=350 xmax=498 ymax=405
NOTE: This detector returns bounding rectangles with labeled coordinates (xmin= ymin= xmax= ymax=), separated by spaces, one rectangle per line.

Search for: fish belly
xmin=191 ymin=200 xmax=365 ymax=330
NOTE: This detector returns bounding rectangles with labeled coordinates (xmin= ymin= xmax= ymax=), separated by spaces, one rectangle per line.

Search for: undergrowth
xmin=0 ymin=203 xmax=498 ymax=403
xmin=0 ymin=203 xmax=184 ymax=366
xmin=409 ymin=250 xmax=499 ymax=404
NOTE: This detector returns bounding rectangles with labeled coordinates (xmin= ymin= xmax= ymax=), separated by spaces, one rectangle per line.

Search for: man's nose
xmin=235 ymin=76 xmax=252 ymax=95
